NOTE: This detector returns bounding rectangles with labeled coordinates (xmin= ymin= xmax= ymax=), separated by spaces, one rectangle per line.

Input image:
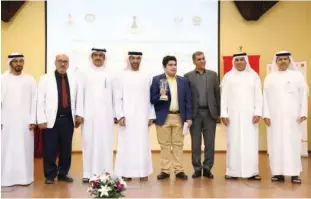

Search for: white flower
xmin=100 ymin=174 xmax=109 ymax=183
xmin=99 ymin=185 xmax=111 ymax=197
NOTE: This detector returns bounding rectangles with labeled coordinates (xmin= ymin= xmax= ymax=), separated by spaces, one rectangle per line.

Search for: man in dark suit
xmin=184 ymin=51 xmax=220 ymax=179
xmin=150 ymin=55 xmax=192 ymax=180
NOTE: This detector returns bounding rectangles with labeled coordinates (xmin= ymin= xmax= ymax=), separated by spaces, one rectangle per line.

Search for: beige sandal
xmin=248 ymin=175 xmax=261 ymax=180
xmin=140 ymin=177 xmax=148 ymax=181
xmin=122 ymin=177 xmax=132 ymax=181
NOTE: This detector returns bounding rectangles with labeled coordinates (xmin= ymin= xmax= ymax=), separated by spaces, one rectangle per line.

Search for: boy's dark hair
xmin=162 ymin=55 xmax=177 ymax=67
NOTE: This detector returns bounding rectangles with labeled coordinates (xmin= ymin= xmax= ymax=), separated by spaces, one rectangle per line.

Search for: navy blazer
xmin=150 ymin=73 xmax=192 ymax=126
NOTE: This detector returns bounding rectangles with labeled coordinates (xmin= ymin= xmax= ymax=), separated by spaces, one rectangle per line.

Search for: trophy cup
xmin=159 ymin=79 xmax=168 ymax=101
xmin=131 ymin=16 xmax=139 ymax=34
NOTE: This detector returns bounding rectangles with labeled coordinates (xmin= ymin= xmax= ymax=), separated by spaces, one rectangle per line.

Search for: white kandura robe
xmin=114 ymin=70 xmax=156 ymax=177
xmin=263 ymin=70 xmax=308 ymax=176
xmin=1 ymin=73 xmax=37 ymax=186
xmin=76 ymin=66 xmax=116 ymax=178
xmin=221 ymin=70 xmax=262 ymax=177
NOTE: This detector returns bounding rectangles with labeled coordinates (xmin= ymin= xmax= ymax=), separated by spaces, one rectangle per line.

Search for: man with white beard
xmin=37 ymin=54 xmax=77 ymax=184
xmin=220 ymin=52 xmax=262 ymax=180
xmin=1 ymin=53 xmax=37 ymax=186
xmin=263 ymin=51 xmax=308 ymax=184
xmin=76 ymin=48 xmax=116 ymax=183
xmin=114 ymin=51 xmax=156 ymax=181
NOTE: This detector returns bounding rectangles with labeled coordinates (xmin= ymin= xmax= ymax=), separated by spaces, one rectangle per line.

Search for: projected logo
xmin=85 ymin=13 xmax=96 ymax=23
xmin=192 ymin=16 xmax=202 ymax=26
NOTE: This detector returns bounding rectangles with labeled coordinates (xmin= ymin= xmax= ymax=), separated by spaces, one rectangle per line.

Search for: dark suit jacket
xmin=150 ymin=73 xmax=192 ymax=126
xmin=184 ymin=69 xmax=220 ymax=119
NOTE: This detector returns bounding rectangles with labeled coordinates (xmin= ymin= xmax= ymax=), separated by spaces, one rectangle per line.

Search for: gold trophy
xmin=159 ymin=79 xmax=168 ymax=101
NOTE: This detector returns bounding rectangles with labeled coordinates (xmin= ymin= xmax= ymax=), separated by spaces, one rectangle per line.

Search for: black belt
xmin=198 ymin=106 xmax=209 ymax=109
xmin=169 ymin=111 xmax=180 ymax=114
xmin=57 ymin=114 xmax=70 ymax=118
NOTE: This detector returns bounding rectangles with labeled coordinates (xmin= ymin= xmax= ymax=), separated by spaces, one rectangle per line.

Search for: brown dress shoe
xmin=157 ymin=172 xmax=170 ymax=180
xmin=176 ymin=172 xmax=188 ymax=180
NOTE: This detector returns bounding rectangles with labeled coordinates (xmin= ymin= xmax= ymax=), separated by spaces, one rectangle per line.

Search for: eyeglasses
xmin=56 ymin=60 xmax=69 ymax=64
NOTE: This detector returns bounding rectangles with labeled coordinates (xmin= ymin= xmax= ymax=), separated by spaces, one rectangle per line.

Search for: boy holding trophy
xmin=150 ymin=55 xmax=192 ymax=180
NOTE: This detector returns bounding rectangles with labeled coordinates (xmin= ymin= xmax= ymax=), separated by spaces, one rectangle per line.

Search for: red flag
xmin=34 ymin=125 xmax=43 ymax=158
xmin=223 ymin=55 xmax=260 ymax=75
xmin=34 ymin=126 xmax=61 ymax=158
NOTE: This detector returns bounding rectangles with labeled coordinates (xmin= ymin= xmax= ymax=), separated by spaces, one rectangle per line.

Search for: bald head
xmin=56 ymin=54 xmax=69 ymax=60
xmin=55 ymin=54 xmax=69 ymax=74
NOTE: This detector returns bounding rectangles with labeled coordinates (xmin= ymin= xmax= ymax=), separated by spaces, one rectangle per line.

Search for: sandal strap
xmin=271 ymin=175 xmax=284 ymax=181
xmin=249 ymin=175 xmax=261 ymax=180
xmin=291 ymin=176 xmax=301 ymax=183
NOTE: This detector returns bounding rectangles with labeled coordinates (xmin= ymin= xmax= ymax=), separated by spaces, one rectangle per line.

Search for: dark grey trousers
xmin=190 ymin=108 xmax=216 ymax=172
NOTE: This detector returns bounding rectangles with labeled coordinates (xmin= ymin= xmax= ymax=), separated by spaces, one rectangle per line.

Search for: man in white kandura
xmin=263 ymin=51 xmax=308 ymax=184
xmin=221 ymin=52 xmax=262 ymax=180
xmin=114 ymin=51 xmax=156 ymax=181
xmin=1 ymin=53 xmax=37 ymax=186
xmin=76 ymin=48 xmax=116 ymax=183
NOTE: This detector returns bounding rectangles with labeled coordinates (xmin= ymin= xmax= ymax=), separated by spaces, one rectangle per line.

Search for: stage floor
xmin=1 ymin=153 xmax=311 ymax=198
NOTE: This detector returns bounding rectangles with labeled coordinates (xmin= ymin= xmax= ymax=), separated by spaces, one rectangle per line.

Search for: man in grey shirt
xmin=184 ymin=51 xmax=220 ymax=179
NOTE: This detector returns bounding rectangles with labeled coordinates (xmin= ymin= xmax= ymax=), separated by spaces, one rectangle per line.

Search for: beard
xmin=130 ymin=63 xmax=140 ymax=70
xmin=93 ymin=60 xmax=104 ymax=67
xmin=12 ymin=65 xmax=23 ymax=72
xmin=279 ymin=63 xmax=289 ymax=69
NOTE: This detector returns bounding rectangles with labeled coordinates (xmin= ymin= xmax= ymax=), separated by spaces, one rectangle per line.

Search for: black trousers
xmin=190 ymin=108 xmax=216 ymax=172
xmin=43 ymin=116 xmax=74 ymax=179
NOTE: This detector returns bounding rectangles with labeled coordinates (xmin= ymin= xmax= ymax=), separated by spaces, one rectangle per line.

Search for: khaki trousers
xmin=156 ymin=114 xmax=184 ymax=174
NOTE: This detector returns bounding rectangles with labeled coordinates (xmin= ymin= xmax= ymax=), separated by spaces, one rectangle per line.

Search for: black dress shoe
xmin=203 ymin=170 xmax=214 ymax=178
xmin=157 ymin=172 xmax=170 ymax=180
xmin=82 ymin=178 xmax=90 ymax=183
xmin=58 ymin=175 xmax=73 ymax=182
xmin=176 ymin=172 xmax=188 ymax=180
xmin=45 ymin=179 xmax=55 ymax=184
xmin=192 ymin=170 xmax=202 ymax=178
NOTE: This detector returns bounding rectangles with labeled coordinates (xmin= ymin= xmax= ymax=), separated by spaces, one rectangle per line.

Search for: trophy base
xmin=160 ymin=96 xmax=168 ymax=101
